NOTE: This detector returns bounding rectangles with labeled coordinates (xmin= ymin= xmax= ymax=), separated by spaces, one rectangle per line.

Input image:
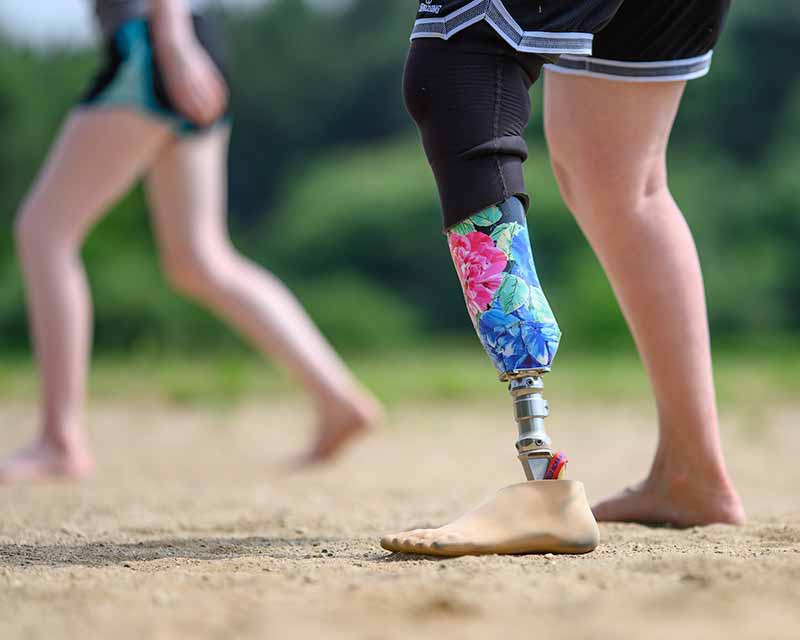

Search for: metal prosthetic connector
xmin=508 ymin=372 xmax=559 ymax=481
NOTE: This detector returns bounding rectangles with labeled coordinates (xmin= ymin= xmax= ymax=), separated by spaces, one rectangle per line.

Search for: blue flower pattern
xmin=478 ymin=307 xmax=561 ymax=371
xmin=510 ymin=229 xmax=541 ymax=289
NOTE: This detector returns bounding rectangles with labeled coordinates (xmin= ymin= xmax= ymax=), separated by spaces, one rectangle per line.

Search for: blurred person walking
xmin=2 ymin=0 xmax=380 ymax=483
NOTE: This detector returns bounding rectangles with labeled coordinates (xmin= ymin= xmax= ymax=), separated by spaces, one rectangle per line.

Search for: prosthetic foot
xmin=381 ymin=199 xmax=598 ymax=557
xmin=380 ymin=479 xmax=597 ymax=556
xmin=381 ymin=371 xmax=598 ymax=556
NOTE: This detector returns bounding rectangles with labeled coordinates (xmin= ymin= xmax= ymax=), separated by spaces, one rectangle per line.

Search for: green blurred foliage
xmin=0 ymin=0 xmax=798 ymax=355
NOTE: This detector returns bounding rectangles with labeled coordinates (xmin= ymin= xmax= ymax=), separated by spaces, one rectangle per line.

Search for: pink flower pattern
xmin=448 ymin=231 xmax=507 ymax=319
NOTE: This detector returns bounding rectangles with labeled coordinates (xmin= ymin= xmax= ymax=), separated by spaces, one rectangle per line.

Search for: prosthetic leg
xmin=381 ymin=199 xmax=598 ymax=556
xmin=508 ymin=372 xmax=566 ymax=481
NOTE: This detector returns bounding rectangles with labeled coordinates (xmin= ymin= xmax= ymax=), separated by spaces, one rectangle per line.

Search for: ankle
xmin=322 ymin=385 xmax=379 ymax=417
xmin=38 ymin=428 xmax=89 ymax=457
xmin=651 ymin=431 xmax=733 ymax=477
xmin=647 ymin=456 xmax=736 ymax=493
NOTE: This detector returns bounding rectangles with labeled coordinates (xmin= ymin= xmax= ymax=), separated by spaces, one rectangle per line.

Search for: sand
xmin=0 ymin=397 xmax=798 ymax=639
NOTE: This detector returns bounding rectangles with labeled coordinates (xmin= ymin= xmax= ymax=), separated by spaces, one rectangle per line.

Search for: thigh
xmin=144 ymin=125 xmax=231 ymax=260
xmin=543 ymin=73 xmax=685 ymax=194
xmin=17 ymin=109 xmax=172 ymax=242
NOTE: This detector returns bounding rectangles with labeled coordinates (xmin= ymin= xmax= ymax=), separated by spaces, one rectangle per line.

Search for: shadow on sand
xmin=0 ymin=536 xmax=356 ymax=568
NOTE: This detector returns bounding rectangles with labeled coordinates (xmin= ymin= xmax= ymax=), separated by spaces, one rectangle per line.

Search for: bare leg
xmin=544 ymin=72 xmax=744 ymax=526
xmin=144 ymin=127 xmax=381 ymax=463
xmin=3 ymin=110 xmax=173 ymax=483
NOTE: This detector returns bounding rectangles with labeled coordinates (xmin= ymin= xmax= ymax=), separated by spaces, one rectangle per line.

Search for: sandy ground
xmin=0 ymin=396 xmax=798 ymax=640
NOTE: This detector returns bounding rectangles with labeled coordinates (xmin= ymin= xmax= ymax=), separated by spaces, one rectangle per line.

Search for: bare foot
xmin=381 ymin=480 xmax=599 ymax=557
xmin=296 ymin=393 xmax=383 ymax=467
xmin=0 ymin=439 xmax=94 ymax=484
xmin=593 ymin=473 xmax=746 ymax=527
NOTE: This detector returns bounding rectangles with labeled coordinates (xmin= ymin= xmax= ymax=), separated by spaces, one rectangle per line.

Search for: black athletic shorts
xmin=80 ymin=14 xmax=230 ymax=135
xmin=406 ymin=0 xmax=731 ymax=228
xmin=546 ymin=0 xmax=732 ymax=82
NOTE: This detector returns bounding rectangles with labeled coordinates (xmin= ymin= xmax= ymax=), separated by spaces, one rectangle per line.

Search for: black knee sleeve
xmin=403 ymin=24 xmax=545 ymax=229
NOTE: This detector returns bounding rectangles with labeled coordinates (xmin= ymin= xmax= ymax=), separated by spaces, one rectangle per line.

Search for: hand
xmin=154 ymin=31 xmax=229 ymax=127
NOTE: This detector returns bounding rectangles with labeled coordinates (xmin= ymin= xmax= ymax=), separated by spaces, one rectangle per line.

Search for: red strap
xmin=544 ymin=451 xmax=568 ymax=480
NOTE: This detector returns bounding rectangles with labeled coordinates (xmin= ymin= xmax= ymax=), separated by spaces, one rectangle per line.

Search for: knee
xmin=546 ymin=124 xmax=667 ymax=218
xmin=548 ymin=154 xmax=585 ymax=215
xmin=13 ymin=211 xmax=34 ymax=253
xmin=13 ymin=206 xmax=72 ymax=258
xmin=544 ymin=120 xmax=600 ymax=213
xmin=162 ymin=244 xmax=235 ymax=300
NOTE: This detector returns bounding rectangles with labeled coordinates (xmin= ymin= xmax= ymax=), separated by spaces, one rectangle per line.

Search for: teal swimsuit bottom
xmin=80 ymin=15 xmax=230 ymax=135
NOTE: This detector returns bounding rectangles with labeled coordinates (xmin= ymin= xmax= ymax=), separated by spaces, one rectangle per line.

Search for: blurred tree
xmin=0 ymin=1 xmax=797 ymax=353
xmin=223 ymin=0 xmax=410 ymax=222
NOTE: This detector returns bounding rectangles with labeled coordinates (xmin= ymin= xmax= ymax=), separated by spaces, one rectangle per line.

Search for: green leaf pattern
xmin=469 ymin=206 xmax=502 ymax=227
xmin=449 ymin=220 xmax=476 ymax=236
xmin=528 ymin=287 xmax=556 ymax=324
xmin=490 ymin=222 xmax=524 ymax=257
xmin=497 ymin=273 xmax=529 ymax=314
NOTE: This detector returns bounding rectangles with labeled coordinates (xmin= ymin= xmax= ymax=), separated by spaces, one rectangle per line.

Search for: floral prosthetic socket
xmin=448 ymin=197 xmax=561 ymax=377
